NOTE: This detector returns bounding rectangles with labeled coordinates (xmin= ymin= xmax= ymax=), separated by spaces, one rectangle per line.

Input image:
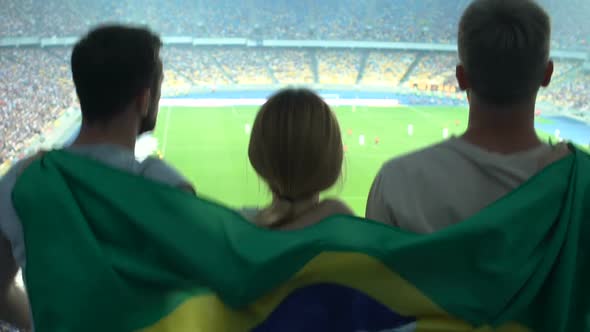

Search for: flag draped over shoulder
xmin=12 ymin=148 xmax=590 ymax=332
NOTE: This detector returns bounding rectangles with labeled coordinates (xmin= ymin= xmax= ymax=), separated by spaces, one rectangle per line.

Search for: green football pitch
xmin=153 ymin=105 xmax=548 ymax=215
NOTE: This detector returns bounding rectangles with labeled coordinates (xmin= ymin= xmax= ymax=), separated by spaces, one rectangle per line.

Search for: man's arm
xmin=365 ymin=171 xmax=398 ymax=226
xmin=141 ymin=158 xmax=196 ymax=195
xmin=0 ymin=235 xmax=31 ymax=330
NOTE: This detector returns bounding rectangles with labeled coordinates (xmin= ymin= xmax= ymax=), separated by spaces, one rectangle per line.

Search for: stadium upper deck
xmin=0 ymin=0 xmax=589 ymax=50
xmin=1 ymin=0 xmax=590 ymax=171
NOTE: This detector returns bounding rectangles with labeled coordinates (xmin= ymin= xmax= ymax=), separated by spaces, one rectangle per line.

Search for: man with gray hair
xmin=366 ymin=0 xmax=568 ymax=232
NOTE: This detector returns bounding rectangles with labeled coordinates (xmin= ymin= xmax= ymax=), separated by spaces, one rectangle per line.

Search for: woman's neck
xmin=272 ymin=194 xmax=320 ymax=218
xmin=260 ymin=195 xmax=354 ymax=230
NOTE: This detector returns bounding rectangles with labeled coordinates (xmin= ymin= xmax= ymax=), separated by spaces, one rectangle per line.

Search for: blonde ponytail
xmin=248 ymin=88 xmax=344 ymax=228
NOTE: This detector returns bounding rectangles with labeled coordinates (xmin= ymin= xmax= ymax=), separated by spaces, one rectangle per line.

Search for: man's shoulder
xmin=67 ymin=145 xmax=191 ymax=189
xmin=380 ymin=140 xmax=456 ymax=177
xmin=140 ymin=157 xmax=193 ymax=190
xmin=0 ymin=160 xmax=29 ymax=191
xmin=0 ymin=159 xmax=29 ymax=241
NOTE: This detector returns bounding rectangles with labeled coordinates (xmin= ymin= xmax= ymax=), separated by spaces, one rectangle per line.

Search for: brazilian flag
xmin=12 ymin=147 xmax=590 ymax=332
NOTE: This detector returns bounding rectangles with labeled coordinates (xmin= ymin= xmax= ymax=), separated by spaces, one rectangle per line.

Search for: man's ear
xmin=456 ymin=64 xmax=470 ymax=91
xmin=135 ymin=88 xmax=151 ymax=117
xmin=541 ymin=60 xmax=554 ymax=88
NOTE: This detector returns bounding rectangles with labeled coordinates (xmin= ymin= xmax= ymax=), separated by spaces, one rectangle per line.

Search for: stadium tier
xmin=3 ymin=2 xmax=590 ymax=331
xmin=361 ymin=52 xmax=416 ymax=86
xmin=267 ymin=50 xmax=315 ymax=84
xmin=2 ymin=45 xmax=590 ymax=168
xmin=317 ymin=50 xmax=362 ymax=85
xmin=0 ymin=48 xmax=75 ymax=165
xmin=0 ymin=0 xmax=589 ymax=48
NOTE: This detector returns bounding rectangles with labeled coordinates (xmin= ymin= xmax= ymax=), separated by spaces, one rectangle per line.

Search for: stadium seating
xmin=267 ymin=50 xmax=315 ymax=84
xmin=540 ymin=70 xmax=590 ymax=111
xmin=0 ymin=48 xmax=74 ymax=164
xmin=0 ymin=0 xmax=587 ymax=48
xmin=161 ymin=48 xmax=232 ymax=94
xmin=2 ymin=44 xmax=589 ymax=165
xmin=214 ymin=49 xmax=273 ymax=85
xmin=1 ymin=0 xmax=589 ymax=166
xmin=317 ymin=51 xmax=362 ymax=85
xmin=361 ymin=52 xmax=417 ymax=86
xmin=405 ymin=54 xmax=459 ymax=93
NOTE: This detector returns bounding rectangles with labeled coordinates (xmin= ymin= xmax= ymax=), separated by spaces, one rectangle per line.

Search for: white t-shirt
xmin=0 ymin=144 xmax=192 ymax=270
xmin=366 ymin=137 xmax=552 ymax=233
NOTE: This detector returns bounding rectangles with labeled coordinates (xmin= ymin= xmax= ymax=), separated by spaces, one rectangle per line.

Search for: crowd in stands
xmin=317 ymin=51 xmax=362 ymax=85
xmin=2 ymin=3 xmax=590 ymax=330
xmin=161 ymin=48 xmax=232 ymax=95
xmin=540 ymin=71 xmax=590 ymax=112
xmin=214 ymin=49 xmax=274 ymax=85
xmin=541 ymin=0 xmax=590 ymax=49
xmin=361 ymin=52 xmax=416 ymax=86
xmin=406 ymin=54 xmax=459 ymax=93
xmin=2 ymin=45 xmax=590 ymax=166
xmin=267 ymin=50 xmax=315 ymax=84
xmin=0 ymin=48 xmax=74 ymax=165
xmin=0 ymin=0 xmax=588 ymax=49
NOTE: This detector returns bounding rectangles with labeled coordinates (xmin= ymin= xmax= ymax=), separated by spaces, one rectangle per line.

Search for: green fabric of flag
xmin=11 ymin=147 xmax=590 ymax=332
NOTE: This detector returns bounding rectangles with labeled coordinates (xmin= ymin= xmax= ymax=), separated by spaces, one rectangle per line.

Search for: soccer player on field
xmin=366 ymin=0 xmax=570 ymax=233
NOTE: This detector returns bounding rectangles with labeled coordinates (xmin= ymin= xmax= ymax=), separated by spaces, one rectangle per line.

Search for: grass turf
xmin=154 ymin=105 xmax=550 ymax=215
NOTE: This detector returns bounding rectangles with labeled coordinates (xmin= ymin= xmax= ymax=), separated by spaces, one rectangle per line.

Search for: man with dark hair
xmin=0 ymin=25 xmax=193 ymax=329
xmin=366 ymin=0 xmax=568 ymax=232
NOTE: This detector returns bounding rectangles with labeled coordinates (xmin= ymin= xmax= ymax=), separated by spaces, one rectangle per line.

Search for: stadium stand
xmin=2 ymin=44 xmax=590 ymax=166
xmin=542 ymin=0 xmax=590 ymax=49
xmin=213 ymin=49 xmax=274 ymax=85
xmin=1 ymin=0 xmax=590 ymax=170
xmin=267 ymin=50 xmax=315 ymax=84
xmin=0 ymin=0 xmax=586 ymax=48
xmin=405 ymin=54 xmax=459 ymax=93
xmin=160 ymin=48 xmax=232 ymax=94
xmin=1 ymin=1 xmax=590 ymax=330
xmin=361 ymin=52 xmax=417 ymax=86
xmin=540 ymin=70 xmax=590 ymax=111
xmin=317 ymin=50 xmax=362 ymax=85
xmin=0 ymin=48 xmax=74 ymax=165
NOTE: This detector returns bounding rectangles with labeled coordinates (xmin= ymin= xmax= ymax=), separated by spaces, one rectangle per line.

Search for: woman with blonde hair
xmin=245 ymin=88 xmax=353 ymax=230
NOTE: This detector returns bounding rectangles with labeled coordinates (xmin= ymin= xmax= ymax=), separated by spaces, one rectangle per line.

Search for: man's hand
xmin=1 ymin=284 xmax=31 ymax=331
xmin=0 ymin=236 xmax=31 ymax=330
